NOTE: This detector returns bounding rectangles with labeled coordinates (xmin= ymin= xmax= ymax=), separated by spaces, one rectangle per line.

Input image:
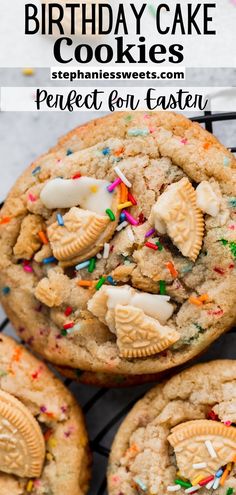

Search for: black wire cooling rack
xmin=1 ymin=111 xmax=236 ymax=495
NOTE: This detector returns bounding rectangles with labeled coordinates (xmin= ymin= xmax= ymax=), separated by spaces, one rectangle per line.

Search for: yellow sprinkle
xmin=48 ymin=437 xmax=57 ymax=448
xmin=46 ymin=452 xmax=53 ymax=461
xmin=26 ymin=480 xmax=33 ymax=492
xmin=227 ymin=462 xmax=233 ymax=471
xmin=189 ymin=296 xmax=203 ymax=307
xmin=90 ymin=185 xmax=98 ymax=193
xmin=22 ymin=68 xmax=35 ymax=76
xmin=117 ymin=201 xmax=133 ymax=210
xmin=191 ymin=474 xmax=204 ymax=485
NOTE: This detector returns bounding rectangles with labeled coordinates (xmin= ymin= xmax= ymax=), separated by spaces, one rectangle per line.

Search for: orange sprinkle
xmin=12 ymin=347 xmax=23 ymax=362
xmin=44 ymin=429 xmax=53 ymax=441
xmin=120 ymin=182 xmax=128 ymax=203
xmin=203 ymin=142 xmax=211 ymax=150
xmin=220 ymin=469 xmax=229 ymax=486
xmin=198 ymin=293 xmax=210 ymax=303
xmin=232 ymin=454 xmax=236 ymax=463
xmin=0 ymin=216 xmax=11 ymax=225
xmin=189 ymin=296 xmax=203 ymax=306
xmin=38 ymin=231 xmax=48 ymax=245
xmin=114 ymin=147 xmax=124 ymax=157
xmin=165 ymin=261 xmax=178 ymax=278
xmin=77 ymin=280 xmax=94 ymax=288
xmin=125 ymin=443 xmax=140 ymax=457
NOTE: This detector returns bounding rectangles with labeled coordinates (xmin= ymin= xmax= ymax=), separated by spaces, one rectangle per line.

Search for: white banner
xmin=1 ymin=86 xmax=236 ymax=112
xmin=0 ymin=1 xmax=235 ymax=68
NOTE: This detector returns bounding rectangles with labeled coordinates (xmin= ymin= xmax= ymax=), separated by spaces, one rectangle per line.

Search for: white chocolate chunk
xmin=196 ymin=181 xmax=220 ymax=217
xmin=88 ymin=284 xmax=174 ymax=331
xmin=40 ymin=177 xmax=114 ymax=215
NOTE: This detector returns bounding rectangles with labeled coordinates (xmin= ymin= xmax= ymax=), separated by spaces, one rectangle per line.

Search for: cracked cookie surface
xmin=0 ymin=111 xmax=235 ymax=379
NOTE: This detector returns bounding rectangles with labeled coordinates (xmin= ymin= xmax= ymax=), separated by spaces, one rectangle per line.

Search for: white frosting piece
xmin=196 ymin=181 xmax=220 ymax=217
xmin=40 ymin=177 xmax=114 ymax=215
xmin=105 ymin=286 xmax=174 ymax=325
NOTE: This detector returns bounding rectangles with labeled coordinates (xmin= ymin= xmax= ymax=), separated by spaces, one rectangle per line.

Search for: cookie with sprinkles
xmin=0 ymin=335 xmax=90 ymax=495
xmin=108 ymin=361 xmax=236 ymax=495
xmin=0 ymin=111 xmax=236 ymax=384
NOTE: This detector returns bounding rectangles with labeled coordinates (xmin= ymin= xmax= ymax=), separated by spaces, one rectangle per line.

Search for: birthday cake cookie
xmin=108 ymin=360 xmax=236 ymax=495
xmin=0 ymin=111 xmax=235 ymax=381
xmin=0 ymin=335 xmax=90 ymax=495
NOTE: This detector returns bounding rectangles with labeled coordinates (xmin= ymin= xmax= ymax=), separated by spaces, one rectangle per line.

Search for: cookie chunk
xmin=0 ymin=111 xmax=235 ymax=381
xmin=108 ymin=361 xmax=236 ymax=495
xmin=0 ymin=335 xmax=90 ymax=495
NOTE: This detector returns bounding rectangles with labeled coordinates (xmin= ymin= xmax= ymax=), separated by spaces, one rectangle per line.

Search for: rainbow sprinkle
xmin=123 ymin=210 xmax=138 ymax=226
xmin=145 ymin=241 xmax=158 ymax=251
xmin=128 ymin=128 xmax=149 ymax=137
xmin=159 ymin=280 xmax=166 ymax=295
xmin=95 ymin=276 xmax=106 ymax=290
xmin=107 ymin=276 xmax=116 ymax=286
xmin=114 ymin=166 xmax=132 ymax=187
xmin=66 ymin=149 xmax=73 ymax=156
xmin=2 ymin=286 xmax=10 ymax=295
xmin=32 ymin=165 xmax=41 ymax=176
xmin=118 ymin=201 xmax=132 ymax=210
xmin=57 ymin=213 xmax=64 ymax=226
xmin=106 ymin=208 xmax=116 ymax=221
xmin=102 ymin=147 xmax=110 ymax=156
xmin=38 ymin=231 xmax=48 ymax=245
xmin=42 ymin=256 xmax=57 ymax=264
xmin=75 ymin=260 xmax=90 ymax=271
xmin=107 ymin=177 xmax=122 ymax=192
xmin=128 ymin=191 xmax=137 ymax=205
xmin=88 ymin=258 xmax=96 ymax=273
xmin=145 ymin=228 xmax=155 ymax=238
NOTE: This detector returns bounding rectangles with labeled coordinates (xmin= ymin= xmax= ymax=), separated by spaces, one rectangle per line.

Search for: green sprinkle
xmin=175 ymin=479 xmax=192 ymax=489
xmin=106 ymin=208 xmax=115 ymax=221
xmin=2 ymin=286 xmax=10 ymax=295
xmin=148 ymin=4 xmax=156 ymax=17
xmin=95 ymin=276 xmax=106 ymax=291
xmin=128 ymin=128 xmax=149 ymax=137
xmin=124 ymin=115 xmax=132 ymax=122
xmin=61 ymin=329 xmax=68 ymax=336
xmin=88 ymin=258 xmax=96 ymax=273
xmin=230 ymin=241 xmax=236 ymax=258
xmin=193 ymin=323 xmax=205 ymax=333
xmin=159 ymin=280 xmax=166 ymax=295
xmin=156 ymin=241 xmax=163 ymax=251
xmin=226 ymin=489 xmax=234 ymax=495
xmin=220 ymin=238 xmax=229 ymax=246
xmin=223 ymin=156 xmax=230 ymax=167
xmin=229 ymin=198 xmax=236 ymax=208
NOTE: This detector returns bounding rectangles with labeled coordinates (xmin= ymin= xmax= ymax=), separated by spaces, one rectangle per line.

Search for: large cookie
xmin=108 ymin=360 xmax=236 ymax=495
xmin=0 ymin=111 xmax=236 ymax=381
xmin=0 ymin=335 xmax=90 ymax=495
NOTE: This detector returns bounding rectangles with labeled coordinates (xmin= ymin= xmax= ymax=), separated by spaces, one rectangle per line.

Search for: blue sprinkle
xmin=216 ymin=468 xmax=224 ymax=478
xmin=32 ymin=166 xmax=41 ymax=176
xmin=102 ymin=147 xmax=110 ymax=156
xmin=106 ymin=276 xmax=117 ymax=286
xmin=128 ymin=128 xmax=149 ymax=137
xmin=2 ymin=286 xmax=10 ymax=295
xmin=42 ymin=256 xmax=57 ymax=264
xmin=120 ymin=212 xmax=126 ymax=222
xmin=229 ymin=197 xmax=236 ymax=208
xmin=181 ymin=263 xmax=193 ymax=274
xmin=133 ymin=478 xmax=147 ymax=492
xmin=66 ymin=149 xmax=73 ymax=156
xmin=57 ymin=213 xmax=64 ymax=226
xmin=75 ymin=260 xmax=90 ymax=271
xmin=223 ymin=156 xmax=230 ymax=167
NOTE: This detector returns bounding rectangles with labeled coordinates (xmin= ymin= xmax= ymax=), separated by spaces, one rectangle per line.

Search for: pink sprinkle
xmin=181 ymin=138 xmax=188 ymax=145
xmin=107 ymin=177 xmax=122 ymax=192
xmin=207 ymin=309 xmax=224 ymax=317
xmin=23 ymin=264 xmax=33 ymax=273
xmin=34 ymin=480 xmax=41 ymax=488
xmin=145 ymin=228 xmax=155 ymax=238
xmin=149 ymin=127 xmax=155 ymax=133
xmin=28 ymin=193 xmax=37 ymax=202
xmin=224 ymin=420 xmax=232 ymax=426
xmin=143 ymin=114 xmax=150 ymax=119
xmin=228 ymin=224 xmax=236 ymax=230
xmin=123 ymin=210 xmax=139 ymax=226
